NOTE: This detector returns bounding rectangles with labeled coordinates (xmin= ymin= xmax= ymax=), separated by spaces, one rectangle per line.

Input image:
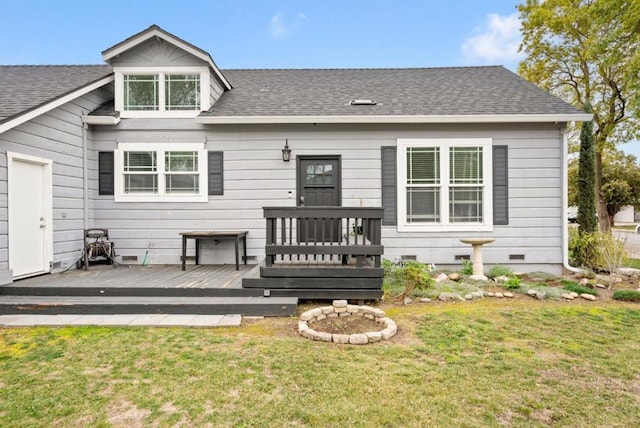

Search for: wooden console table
xmin=180 ymin=231 xmax=248 ymax=271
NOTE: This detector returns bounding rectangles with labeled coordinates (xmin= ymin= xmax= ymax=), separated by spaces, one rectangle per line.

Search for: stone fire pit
xmin=298 ymin=300 xmax=397 ymax=345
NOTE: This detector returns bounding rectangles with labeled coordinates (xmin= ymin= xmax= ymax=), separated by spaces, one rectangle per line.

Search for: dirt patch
xmin=309 ymin=316 xmax=382 ymax=335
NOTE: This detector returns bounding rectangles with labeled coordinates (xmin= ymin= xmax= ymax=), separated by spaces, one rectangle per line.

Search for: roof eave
xmin=81 ymin=115 xmax=121 ymax=125
xmin=0 ymin=74 xmax=115 ymax=135
xmin=102 ymin=26 xmax=232 ymax=90
xmin=195 ymin=113 xmax=593 ymax=125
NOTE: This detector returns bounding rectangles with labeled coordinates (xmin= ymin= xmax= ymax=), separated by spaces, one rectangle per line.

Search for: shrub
xmin=487 ymin=265 xmax=513 ymax=279
xmin=563 ymin=283 xmax=598 ymax=296
xmin=460 ymin=259 xmax=473 ymax=275
xmin=569 ymin=229 xmax=628 ymax=273
xmin=504 ymin=277 xmax=521 ymax=290
xmin=613 ymin=290 xmax=640 ymax=302
xmin=399 ymin=261 xmax=434 ymax=299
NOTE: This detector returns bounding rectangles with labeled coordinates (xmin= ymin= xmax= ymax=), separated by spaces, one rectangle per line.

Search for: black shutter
xmin=208 ymin=151 xmax=224 ymax=195
xmin=493 ymin=145 xmax=509 ymax=225
xmin=381 ymin=146 xmax=397 ymax=225
xmin=98 ymin=151 xmax=114 ymax=196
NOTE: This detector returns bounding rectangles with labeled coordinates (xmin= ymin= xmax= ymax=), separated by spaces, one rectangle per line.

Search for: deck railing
xmin=263 ymin=207 xmax=384 ymax=268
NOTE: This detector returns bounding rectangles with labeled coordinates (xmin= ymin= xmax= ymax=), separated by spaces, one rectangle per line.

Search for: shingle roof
xmin=201 ymin=66 xmax=584 ymax=118
xmin=0 ymin=65 xmax=112 ymax=123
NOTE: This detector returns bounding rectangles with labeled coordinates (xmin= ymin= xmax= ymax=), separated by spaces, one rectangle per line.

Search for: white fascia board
xmin=102 ymin=28 xmax=232 ymax=90
xmin=81 ymin=115 xmax=121 ymax=125
xmin=195 ymin=113 xmax=593 ymax=125
xmin=0 ymin=75 xmax=115 ymax=135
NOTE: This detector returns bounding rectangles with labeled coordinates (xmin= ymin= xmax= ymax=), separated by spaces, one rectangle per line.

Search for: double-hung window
xmin=115 ymin=67 xmax=209 ymax=118
xmin=114 ymin=143 xmax=207 ymax=202
xmin=398 ymin=138 xmax=493 ymax=231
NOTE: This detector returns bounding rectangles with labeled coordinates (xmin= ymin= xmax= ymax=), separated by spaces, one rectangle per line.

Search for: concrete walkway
xmin=0 ymin=313 xmax=243 ymax=328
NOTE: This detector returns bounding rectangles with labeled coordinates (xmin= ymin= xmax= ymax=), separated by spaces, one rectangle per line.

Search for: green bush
xmin=399 ymin=261 xmax=434 ymax=299
xmin=613 ymin=290 xmax=640 ymax=302
xmin=504 ymin=276 xmax=521 ymax=290
xmin=487 ymin=265 xmax=513 ymax=279
xmin=460 ymin=259 xmax=473 ymax=275
xmin=569 ymin=228 xmax=628 ymax=271
xmin=563 ymin=283 xmax=598 ymax=296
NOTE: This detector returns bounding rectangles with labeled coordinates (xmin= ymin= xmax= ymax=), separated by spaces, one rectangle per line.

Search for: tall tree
xmin=518 ymin=0 xmax=640 ymax=232
xmin=577 ymin=111 xmax=597 ymax=232
xmin=601 ymin=151 xmax=640 ymax=227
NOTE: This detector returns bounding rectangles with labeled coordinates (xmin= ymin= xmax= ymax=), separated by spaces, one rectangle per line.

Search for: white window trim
xmin=114 ymin=66 xmax=210 ymax=118
xmin=114 ymin=143 xmax=208 ymax=202
xmin=397 ymin=138 xmax=493 ymax=232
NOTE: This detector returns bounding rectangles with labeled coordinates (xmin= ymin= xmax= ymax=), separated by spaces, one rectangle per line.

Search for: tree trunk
xmin=595 ymin=151 xmax=610 ymax=232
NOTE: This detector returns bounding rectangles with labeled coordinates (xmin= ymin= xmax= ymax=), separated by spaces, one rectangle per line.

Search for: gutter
xmin=195 ymin=113 xmax=593 ymax=125
xmin=561 ymin=125 xmax=583 ymax=273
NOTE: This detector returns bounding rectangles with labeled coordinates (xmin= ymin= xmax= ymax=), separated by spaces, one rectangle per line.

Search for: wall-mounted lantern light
xmin=282 ymin=139 xmax=292 ymax=162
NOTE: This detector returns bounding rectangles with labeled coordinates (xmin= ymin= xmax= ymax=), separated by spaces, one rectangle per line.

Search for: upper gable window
xmin=115 ymin=67 xmax=209 ymax=118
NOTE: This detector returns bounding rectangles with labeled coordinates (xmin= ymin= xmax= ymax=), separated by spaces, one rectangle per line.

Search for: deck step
xmin=243 ymin=276 xmax=383 ymax=289
xmin=0 ymin=295 xmax=297 ymax=317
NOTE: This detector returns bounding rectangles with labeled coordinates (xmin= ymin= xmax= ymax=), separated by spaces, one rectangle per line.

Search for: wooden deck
xmin=0 ymin=264 xmax=298 ymax=316
xmin=4 ymin=264 xmax=254 ymax=290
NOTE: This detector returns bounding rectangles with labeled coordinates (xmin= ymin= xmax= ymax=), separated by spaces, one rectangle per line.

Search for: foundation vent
xmin=454 ymin=255 xmax=470 ymax=261
xmin=400 ymin=255 xmax=417 ymax=262
xmin=509 ymin=254 xmax=525 ymax=261
xmin=122 ymin=255 xmax=138 ymax=262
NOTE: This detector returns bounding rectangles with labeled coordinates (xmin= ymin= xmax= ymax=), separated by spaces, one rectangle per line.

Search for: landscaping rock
xmin=526 ymin=289 xmax=538 ymax=297
xmin=327 ymin=313 xmax=338 ymax=318
xmin=503 ymin=292 xmax=514 ymax=298
xmin=334 ymin=306 xmax=347 ymax=313
xmin=580 ymin=293 xmax=597 ymax=301
xmin=596 ymin=274 xmax=622 ymax=284
xmin=338 ymin=312 xmax=351 ymax=317
xmin=536 ymin=291 xmax=547 ymax=300
xmin=365 ymin=331 xmax=383 ymax=342
xmin=472 ymin=291 xmax=484 ymax=298
xmin=561 ymin=293 xmax=574 ymax=300
xmin=358 ymin=305 xmax=374 ymax=314
xmin=349 ymin=334 xmax=369 ymax=345
xmin=494 ymin=292 xmax=504 ymax=298
xmin=494 ymin=275 xmax=508 ymax=283
xmin=570 ymin=292 xmax=579 ymax=298
xmin=346 ymin=304 xmax=360 ymax=313
xmin=579 ymin=278 xmax=590 ymax=287
xmin=298 ymin=321 xmax=309 ymax=332
xmin=435 ymin=273 xmax=449 ymax=283
xmin=448 ymin=273 xmax=460 ymax=281
xmin=381 ymin=327 xmax=397 ymax=340
xmin=486 ymin=292 xmax=495 ymax=297
xmin=464 ymin=293 xmax=474 ymax=300
xmin=300 ymin=312 xmax=314 ymax=321
xmin=594 ymin=283 xmax=607 ymax=289
xmin=616 ymin=267 xmax=640 ymax=276
xmin=403 ymin=297 xmax=413 ymax=305
xmin=314 ymin=331 xmax=333 ymax=342
xmin=439 ymin=292 xmax=463 ymax=302
xmin=332 ymin=300 xmax=348 ymax=308
xmin=310 ymin=308 xmax=323 ymax=318
xmin=321 ymin=306 xmax=334 ymax=314
xmin=316 ymin=314 xmax=327 ymax=321
xmin=332 ymin=334 xmax=350 ymax=344
xmin=419 ymin=297 xmax=432 ymax=303
xmin=372 ymin=308 xmax=386 ymax=318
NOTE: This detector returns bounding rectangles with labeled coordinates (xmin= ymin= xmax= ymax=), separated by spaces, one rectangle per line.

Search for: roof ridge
xmin=0 ymin=64 xmax=110 ymax=68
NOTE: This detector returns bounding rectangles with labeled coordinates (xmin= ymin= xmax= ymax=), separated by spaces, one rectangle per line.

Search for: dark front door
xmin=297 ymin=156 xmax=341 ymax=242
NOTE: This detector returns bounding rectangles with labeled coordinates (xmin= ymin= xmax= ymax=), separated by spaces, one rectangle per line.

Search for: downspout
xmin=561 ymin=124 xmax=582 ymax=273
xmin=82 ymin=122 xmax=89 ymax=232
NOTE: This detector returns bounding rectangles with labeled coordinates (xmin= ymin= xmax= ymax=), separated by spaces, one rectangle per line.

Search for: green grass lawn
xmin=2 ymin=300 xmax=640 ymax=427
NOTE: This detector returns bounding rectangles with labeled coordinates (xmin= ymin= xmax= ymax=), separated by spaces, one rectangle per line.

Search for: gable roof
xmin=197 ymin=66 xmax=591 ymax=124
xmin=0 ymin=65 xmax=113 ymax=133
xmin=102 ymin=25 xmax=231 ymax=90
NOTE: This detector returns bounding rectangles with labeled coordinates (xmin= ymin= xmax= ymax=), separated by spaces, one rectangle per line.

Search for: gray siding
xmin=109 ymin=38 xmax=205 ymax=67
xmin=89 ymin=122 xmax=565 ymax=273
xmin=0 ymin=86 xmax=112 ymax=276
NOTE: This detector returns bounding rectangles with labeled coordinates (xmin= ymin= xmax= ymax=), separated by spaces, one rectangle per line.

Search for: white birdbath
xmin=460 ymin=238 xmax=495 ymax=280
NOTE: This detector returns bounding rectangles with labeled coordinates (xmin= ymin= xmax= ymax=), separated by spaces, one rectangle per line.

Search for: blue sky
xmin=1 ymin=0 xmax=638 ymax=156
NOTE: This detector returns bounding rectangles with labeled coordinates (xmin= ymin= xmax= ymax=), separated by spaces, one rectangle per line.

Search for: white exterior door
xmin=8 ymin=152 xmax=53 ymax=279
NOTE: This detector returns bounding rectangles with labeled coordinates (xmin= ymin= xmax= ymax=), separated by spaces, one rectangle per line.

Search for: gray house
xmin=0 ymin=25 xmax=590 ymax=289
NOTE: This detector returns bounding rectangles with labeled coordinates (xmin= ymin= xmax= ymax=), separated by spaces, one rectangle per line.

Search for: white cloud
xmin=268 ymin=12 xmax=306 ymax=39
xmin=461 ymin=13 xmax=524 ymax=63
